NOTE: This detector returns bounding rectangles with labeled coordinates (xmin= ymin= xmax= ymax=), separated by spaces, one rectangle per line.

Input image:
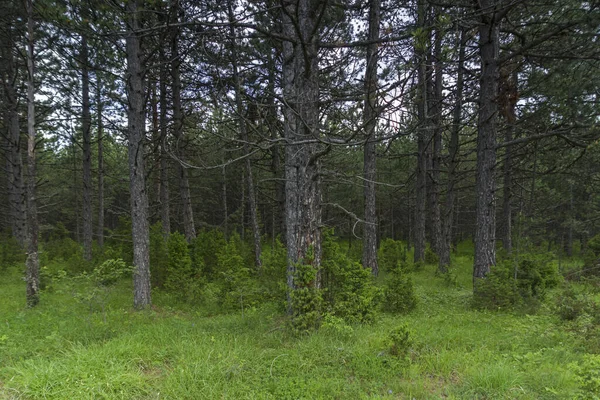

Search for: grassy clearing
xmin=0 ymin=254 xmax=591 ymax=399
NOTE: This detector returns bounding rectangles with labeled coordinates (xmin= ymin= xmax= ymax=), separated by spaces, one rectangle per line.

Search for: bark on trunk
xmin=1 ymin=7 xmax=26 ymax=247
xmin=282 ymin=0 xmax=324 ymax=311
xmin=428 ymin=11 xmax=443 ymax=258
xmin=439 ymin=29 xmax=466 ymax=271
xmin=25 ymin=0 xmax=39 ymax=307
xmin=81 ymin=29 xmax=93 ymax=261
xmin=228 ymin=1 xmax=262 ymax=268
xmin=96 ymin=77 xmax=105 ymax=248
xmin=126 ymin=0 xmax=151 ymax=309
xmin=362 ymin=0 xmax=380 ymax=276
xmin=474 ymin=0 xmax=500 ymax=286
xmin=413 ymin=0 xmax=428 ymax=264
xmin=159 ymin=42 xmax=171 ymax=238
xmin=170 ymin=2 xmax=195 ymax=242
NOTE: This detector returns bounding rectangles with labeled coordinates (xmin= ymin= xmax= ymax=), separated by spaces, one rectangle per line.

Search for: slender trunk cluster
xmin=1 ymin=6 xmax=26 ymax=247
xmin=25 ymin=0 xmax=40 ymax=307
xmin=170 ymin=2 xmax=196 ymax=242
xmin=81 ymin=26 xmax=93 ymax=262
xmin=362 ymin=0 xmax=381 ymax=276
xmin=439 ymin=29 xmax=466 ymax=271
xmin=126 ymin=0 xmax=151 ymax=309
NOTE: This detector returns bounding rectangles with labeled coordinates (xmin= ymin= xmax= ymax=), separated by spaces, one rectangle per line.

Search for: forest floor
xmin=0 ymin=252 xmax=594 ymax=399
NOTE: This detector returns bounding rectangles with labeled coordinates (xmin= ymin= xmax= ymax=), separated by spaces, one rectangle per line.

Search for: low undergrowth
xmin=0 ymin=247 xmax=593 ymax=399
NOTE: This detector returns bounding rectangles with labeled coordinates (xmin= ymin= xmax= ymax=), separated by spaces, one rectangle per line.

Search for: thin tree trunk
xmin=81 ymin=27 xmax=93 ymax=261
xmin=362 ymin=0 xmax=380 ymax=276
xmin=126 ymin=0 xmax=151 ymax=309
xmin=170 ymin=2 xmax=195 ymax=242
xmin=282 ymin=0 xmax=324 ymax=312
xmin=25 ymin=0 xmax=39 ymax=307
xmin=1 ymin=11 xmax=26 ymax=247
xmin=429 ymin=9 xmax=443 ymax=258
xmin=474 ymin=0 xmax=500 ymax=286
xmin=227 ymin=3 xmax=262 ymax=266
xmin=413 ymin=0 xmax=428 ymax=264
xmin=501 ymin=126 xmax=513 ymax=253
xmin=439 ymin=28 xmax=466 ymax=272
xmin=159 ymin=41 xmax=170 ymax=238
xmin=96 ymin=76 xmax=104 ymax=248
xmin=222 ymin=164 xmax=228 ymax=238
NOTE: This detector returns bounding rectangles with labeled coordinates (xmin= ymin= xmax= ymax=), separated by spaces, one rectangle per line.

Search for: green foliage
xmin=165 ymin=232 xmax=196 ymax=297
xmin=377 ymin=238 xmax=407 ymax=273
xmin=320 ymin=314 xmax=354 ymax=338
xmin=71 ymin=259 xmax=133 ymax=315
xmin=321 ymin=230 xmax=380 ymax=324
xmin=382 ymin=268 xmax=417 ymax=314
xmin=149 ymin=222 xmax=169 ymax=288
xmin=216 ymin=232 xmax=259 ymax=311
xmin=554 ymin=285 xmax=596 ymax=321
xmin=474 ymin=253 xmax=560 ymax=310
xmin=386 ymin=324 xmax=413 ymax=359
xmin=425 ymin=244 xmax=439 ymax=265
xmin=259 ymin=238 xmax=287 ymax=302
xmin=570 ymin=355 xmax=600 ymax=399
xmin=289 ymin=257 xmax=323 ymax=334
xmin=0 ymin=233 xmax=24 ymax=270
xmin=190 ymin=229 xmax=227 ymax=278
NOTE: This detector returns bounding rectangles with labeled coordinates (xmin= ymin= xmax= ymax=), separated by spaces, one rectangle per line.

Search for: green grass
xmin=0 ymin=253 xmax=591 ymax=399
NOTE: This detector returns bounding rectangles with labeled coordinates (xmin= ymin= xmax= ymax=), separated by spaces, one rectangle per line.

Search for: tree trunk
xmin=170 ymin=2 xmax=195 ymax=242
xmin=25 ymin=0 xmax=39 ymax=307
xmin=81 ymin=28 xmax=93 ymax=261
xmin=1 ymin=6 xmax=26 ymax=247
xmin=227 ymin=1 xmax=261 ymax=268
xmin=282 ymin=0 xmax=324 ymax=312
xmin=159 ymin=41 xmax=171 ymax=238
xmin=126 ymin=0 xmax=151 ymax=309
xmin=96 ymin=77 xmax=105 ymax=248
xmin=474 ymin=0 xmax=500 ymax=286
xmin=439 ymin=28 xmax=465 ymax=272
xmin=362 ymin=0 xmax=380 ymax=276
xmin=428 ymin=9 xmax=443 ymax=258
xmin=413 ymin=0 xmax=428 ymax=264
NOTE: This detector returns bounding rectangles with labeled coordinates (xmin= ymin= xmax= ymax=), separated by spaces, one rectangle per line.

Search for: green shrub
xmin=322 ymin=230 xmax=380 ymax=324
xmin=570 ymin=355 xmax=600 ymax=399
xmin=165 ymin=232 xmax=196 ymax=297
xmin=259 ymin=238 xmax=287 ymax=302
xmin=382 ymin=268 xmax=417 ymax=314
xmin=289 ymin=257 xmax=323 ymax=334
xmin=386 ymin=324 xmax=413 ymax=359
xmin=216 ymin=232 xmax=259 ymax=311
xmin=425 ymin=244 xmax=439 ymax=265
xmin=0 ymin=233 xmax=25 ymax=270
xmin=378 ymin=238 xmax=406 ymax=272
xmin=190 ymin=229 xmax=227 ymax=278
xmin=554 ymin=285 xmax=596 ymax=321
xmin=149 ymin=222 xmax=169 ymax=288
xmin=474 ymin=253 xmax=560 ymax=310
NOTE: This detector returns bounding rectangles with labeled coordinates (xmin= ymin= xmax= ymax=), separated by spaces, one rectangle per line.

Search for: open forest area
xmin=1 ymin=0 xmax=600 ymax=398
xmin=1 ymin=237 xmax=600 ymax=400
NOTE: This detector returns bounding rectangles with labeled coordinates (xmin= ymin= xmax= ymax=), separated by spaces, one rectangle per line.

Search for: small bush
xmin=149 ymin=222 xmax=169 ymax=288
xmin=322 ymin=230 xmax=380 ymax=324
xmin=382 ymin=268 xmax=417 ymax=314
xmin=425 ymin=245 xmax=439 ymax=265
xmin=259 ymin=238 xmax=287 ymax=302
xmin=570 ymin=355 xmax=600 ymax=399
xmin=165 ymin=232 xmax=196 ymax=297
xmin=378 ymin=239 xmax=406 ymax=272
xmin=289 ymin=257 xmax=323 ymax=334
xmin=386 ymin=324 xmax=413 ymax=359
xmin=554 ymin=285 xmax=595 ymax=321
xmin=190 ymin=229 xmax=227 ymax=278
xmin=474 ymin=253 xmax=560 ymax=310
